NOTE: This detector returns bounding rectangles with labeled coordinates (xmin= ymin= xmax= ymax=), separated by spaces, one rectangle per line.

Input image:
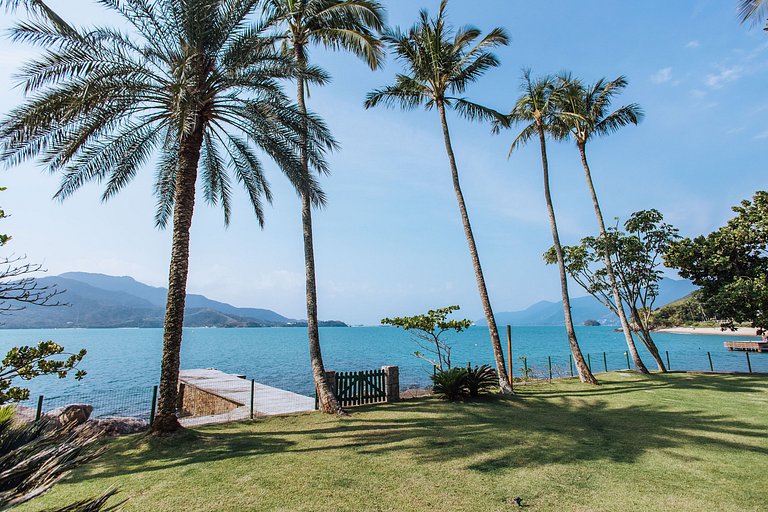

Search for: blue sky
xmin=0 ymin=0 xmax=766 ymax=325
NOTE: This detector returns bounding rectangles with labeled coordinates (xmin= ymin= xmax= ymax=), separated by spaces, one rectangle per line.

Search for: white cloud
xmin=705 ymin=65 xmax=743 ymax=89
xmin=651 ymin=67 xmax=673 ymax=84
xmin=753 ymin=130 xmax=768 ymax=140
xmin=686 ymin=40 xmax=700 ymax=49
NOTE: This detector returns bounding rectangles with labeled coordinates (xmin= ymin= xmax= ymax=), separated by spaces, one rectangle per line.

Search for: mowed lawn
xmin=20 ymin=372 xmax=768 ymax=512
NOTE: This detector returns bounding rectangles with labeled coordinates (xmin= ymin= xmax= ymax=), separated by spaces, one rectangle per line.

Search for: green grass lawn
xmin=20 ymin=372 xmax=768 ymax=511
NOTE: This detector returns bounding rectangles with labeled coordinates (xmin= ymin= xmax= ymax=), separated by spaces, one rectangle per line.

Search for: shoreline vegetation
xmin=657 ymin=327 xmax=759 ymax=337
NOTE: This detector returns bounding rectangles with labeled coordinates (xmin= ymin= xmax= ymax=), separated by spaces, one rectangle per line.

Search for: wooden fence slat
xmin=332 ymin=368 xmax=387 ymax=407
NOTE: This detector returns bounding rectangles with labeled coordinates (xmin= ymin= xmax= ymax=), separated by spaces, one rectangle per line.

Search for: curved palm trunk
xmin=152 ymin=122 xmax=204 ymax=434
xmin=295 ymin=50 xmax=343 ymax=414
xmin=438 ymin=102 xmax=513 ymax=394
xmin=578 ymin=144 xmax=650 ymax=374
xmin=629 ymin=302 xmax=667 ymax=371
xmin=538 ymin=126 xmax=598 ymax=385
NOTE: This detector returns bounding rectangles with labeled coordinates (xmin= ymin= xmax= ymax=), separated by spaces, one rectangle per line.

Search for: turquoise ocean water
xmin=0 ymin=326 xmax=764 ymax=402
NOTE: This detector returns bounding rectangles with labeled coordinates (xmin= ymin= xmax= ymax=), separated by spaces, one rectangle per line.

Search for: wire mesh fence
xmin=13 ymin=348 xmax=767 ymax=430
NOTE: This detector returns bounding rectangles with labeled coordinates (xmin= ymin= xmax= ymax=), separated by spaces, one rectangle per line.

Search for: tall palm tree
xmin=500 ymin=70 xmax=598 ymax=385
xmin=262 ymin=0 xmax=385 ymax=414
xmin=365 ymin=0 xmax=514 ymax=394
xmin=553 ymin=75 xmax=653 ymax=374
xmin=738 ymin=0 xmax=768 ymax=29
xmin=0 ymin=0 xmax=334 ymax=433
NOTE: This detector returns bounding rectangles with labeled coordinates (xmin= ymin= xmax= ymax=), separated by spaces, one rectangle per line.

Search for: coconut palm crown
xmin=0 ymin=0 xmax=335 ymax=432
xmin=364 ymin=0 xmax=507 ymax=121
xmin=365 ymin=0 xmax=514 ymax=394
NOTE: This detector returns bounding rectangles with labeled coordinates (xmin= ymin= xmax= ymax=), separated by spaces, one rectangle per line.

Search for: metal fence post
xmin=603 ymin=352 xmax=608 ymax=373
xmin=707 ymin=352 xmax=714 ymax=372
xmin=548 ymin=356 xmax=552 ymax=381
xmin=625 ymin=351 xmax=630 ymax=370
xmin=666 ymin=351 xmax=671 ymax=370
xmin=523 ymin=356 xmax=528 ymax=379
xmin=746 ymin=351 xmax=752 ymax=373
xmin=250 ymin=379 xmax=255 ymax=419
xmin=35 ymin=395 xmax=44 ymax=421
xmin=149 ymin=385 xmax=157 ymax=426
xmin=507 ymin=325 xmax=513 ymax=387
xmin=569 ymin=354 xmax=574 ymax=377
xmin=587 ymin=353 xmax=592 ymax=372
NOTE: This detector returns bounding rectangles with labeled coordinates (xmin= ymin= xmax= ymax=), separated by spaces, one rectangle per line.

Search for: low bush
xmin=431 ymin=367 xmax=468 ymax=401
xmin=464 ymin=364 xmax=497 ymax=397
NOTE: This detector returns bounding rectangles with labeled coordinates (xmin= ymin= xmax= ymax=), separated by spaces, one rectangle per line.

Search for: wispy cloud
xmin=651 ymin=67 xmax=673 ymax=84
xmin=705 ymin=65 xmax=743 ymax=89
xmin=686 ymin=40 xmax=700 ymax=49
xmin=753 ymin=130 xmax=768 ymax=140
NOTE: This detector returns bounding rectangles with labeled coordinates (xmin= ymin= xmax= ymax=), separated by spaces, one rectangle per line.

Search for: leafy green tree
xmin=365 ymin=0 xmax=514 ymax=394
xmin=0 ymin=341 xmax=85 ymax=404
xmin=262 ymin=0 xmax=385 ymax=414
xmin=552 ymin=74 xmax=649 ymax=374
xmin=666 ymin=192 xmax=768 ymax=332
xmin=382 ymin=305 xmax=472 ymax=371
xmin=499 ymin=70 xmax=597 ymax=385
xmin=738 ymin=0 xmax=768 ymax=30
xmin=0 ymin=0 xmax=334 ymax=433
xmin=547 ymin=210 xmax=679 ymax=372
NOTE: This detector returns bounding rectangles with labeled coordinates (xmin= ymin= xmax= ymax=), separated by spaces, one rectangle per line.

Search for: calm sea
xmin=0 ymin=326 xmax=764 ymax=400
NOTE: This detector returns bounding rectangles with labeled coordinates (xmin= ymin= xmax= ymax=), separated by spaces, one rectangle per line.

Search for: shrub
xmin=464 ymin=364 xmax=497 ymax=397
xmin=431 ymin=367 xmax=468 ymax=401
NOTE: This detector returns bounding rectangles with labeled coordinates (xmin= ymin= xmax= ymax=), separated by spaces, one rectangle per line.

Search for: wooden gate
xmin=334 ymin=369 xmax=387 ymax=407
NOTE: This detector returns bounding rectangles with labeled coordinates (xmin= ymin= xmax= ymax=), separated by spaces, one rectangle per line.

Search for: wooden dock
xmin=724 ymin=340 xmax=768 ymax=352
xmin=178 ymin=369 xmax=315 ymax=427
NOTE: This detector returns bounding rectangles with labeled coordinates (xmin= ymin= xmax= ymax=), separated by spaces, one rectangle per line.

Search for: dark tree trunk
xmin=295 ymin=48 xmax=343 ymax=414
xmin=538 ymin=126 xmax=598 ymax=385
xmin=438 ymin=102 xmax=513 ymax=394
xmin=578 ymin=144 xmax=649 ymax=374
xmin=151 ymin=121 xmax=205 ymax=434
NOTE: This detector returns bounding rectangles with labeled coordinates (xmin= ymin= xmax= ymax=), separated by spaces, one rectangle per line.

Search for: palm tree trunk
xmin=295 ymin=49 xmax=343 ymax=414
xmin=151 ymin=122 xmax=204 ymax=434
xmin=578 ymin=144 xmax=649 ymax=374
xmin=437 ymin=102 xmax=513 ymax=394
xmin=538 ymin=126 xmax=598 ymax=385
xmin=629 ymin=303 xmax=667 ymax=371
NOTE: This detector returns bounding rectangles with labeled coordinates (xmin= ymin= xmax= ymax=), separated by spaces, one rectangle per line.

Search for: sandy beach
xmin=656 ymin=327 xmax=759 ymax=337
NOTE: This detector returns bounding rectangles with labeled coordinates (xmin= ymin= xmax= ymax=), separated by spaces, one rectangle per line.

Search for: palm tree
xmin=500 ymin=70 xmax=598 ymax=385
xmin=738 ymin=0 xmax=768 ymax=29
xmin=0 ymin=0 xmax=334 ymax=433
xmin=262 ymin=0 xmax=385 ymax=414
xmin=553 ymin=75 xmax=653 ymax=374
xmin=1 ymin=0 xmax=72 ymax=34
xmin=365 ymin=0 xmax=513 ymax=394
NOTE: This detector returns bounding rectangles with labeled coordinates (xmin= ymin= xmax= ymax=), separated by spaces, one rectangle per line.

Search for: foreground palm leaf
xmin=738 ymin=0 xmax=768 ymax=29
xmin=498 ymin=70 xmax=597 ymax=385
xmin=0 ymin=406 xmax=120 ymax=511
xmin=0 ymin=0 xmax=335 ymax=433
xmin=365 ymin=0 xmax=513 ymax=394
xmin=553 ymin=74 xmax=652 ymax=374
xmin=262 ymin=0 xmax=385 ymax=414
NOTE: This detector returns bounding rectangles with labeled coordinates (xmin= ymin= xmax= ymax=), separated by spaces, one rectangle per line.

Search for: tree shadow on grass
xmin=73 ymin=373 xmax=768 ymax=482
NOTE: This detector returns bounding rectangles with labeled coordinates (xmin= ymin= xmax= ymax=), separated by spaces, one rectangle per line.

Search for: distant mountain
xmin=480 ymin=278 xmax=697 ymax=327
xmin=59 ymin=272 xmax=291 ymax=324
xmin=0 ymin=272 xmax=347 ymax=329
